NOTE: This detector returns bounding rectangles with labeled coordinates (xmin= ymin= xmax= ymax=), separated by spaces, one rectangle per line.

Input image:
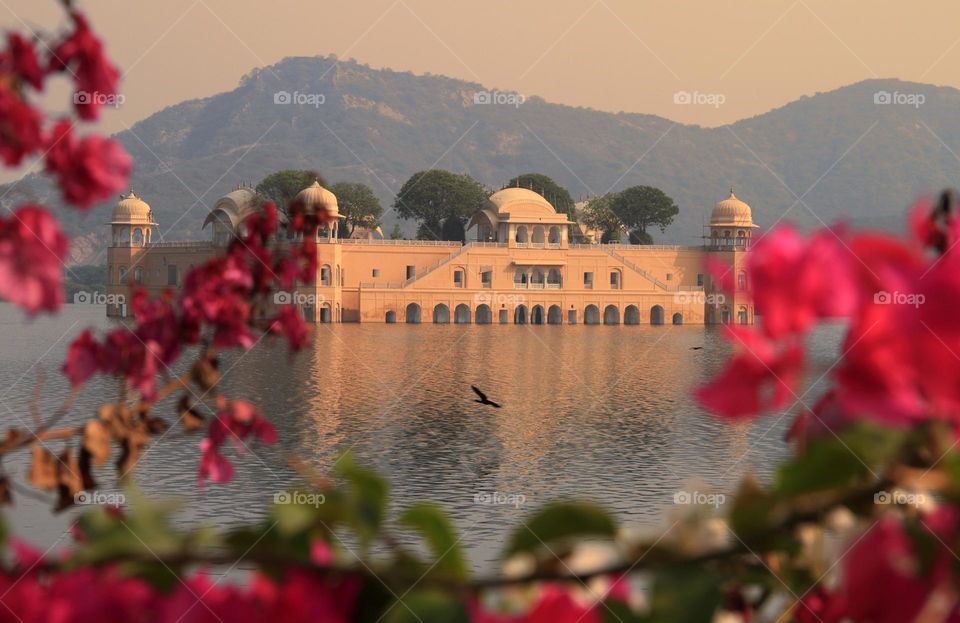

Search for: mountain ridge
xmin=2 ymin=55 xmax=958 ymax=264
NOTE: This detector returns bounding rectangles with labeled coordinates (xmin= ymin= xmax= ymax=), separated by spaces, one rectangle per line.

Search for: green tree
xmin=505 ymin=173 xmax=575 ymax=215
xmin=328 ymin=182 xmax=383 ymax=238
xmin=394 ymin=170 xmax=487 ymax=241
xmin=255 ymin=169 xmax=320 ymax=213
xmin=610 ymin=185 xmax=678 ymax=243
xmin=389 ymin=223 xmax=404 ymax=240
xmin=580 ymin=193 xmax=623 ymax=243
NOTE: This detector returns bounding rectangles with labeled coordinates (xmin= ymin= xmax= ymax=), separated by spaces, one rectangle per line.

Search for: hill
xmin=3 ymin=56 xmax=958 ymax=262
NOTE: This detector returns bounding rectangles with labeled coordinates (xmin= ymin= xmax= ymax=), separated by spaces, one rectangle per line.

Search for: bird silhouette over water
xmin=689 ymin=346 xmax=704 ymax=350
xmin=471 ymin=385 xmax=501 ymax=408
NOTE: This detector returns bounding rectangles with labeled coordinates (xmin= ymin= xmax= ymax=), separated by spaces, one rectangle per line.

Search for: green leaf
xmin=776 ymin=424 xmax=903 ymax=495
xmin=602 ymin=599 xmax=645 ymax=623
xmin=648 ymin=565 xmax=722 ymax=623
xmin=335 ymin=451 xmax=389 ymax=548
xmin=505 ymin=500 xmax=616 ymax=557
xmin=398 ymin=503 xmax=468 ymax=580
xmin=384 ymin=589 xmax=469 ymax=623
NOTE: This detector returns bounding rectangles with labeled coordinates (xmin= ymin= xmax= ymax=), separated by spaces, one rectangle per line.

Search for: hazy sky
xmin=3 ymin=0 xmax=960 ymax=135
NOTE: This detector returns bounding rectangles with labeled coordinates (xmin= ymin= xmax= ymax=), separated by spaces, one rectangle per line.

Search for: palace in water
xmin=106 ymin=183 xmax=756 ymax=325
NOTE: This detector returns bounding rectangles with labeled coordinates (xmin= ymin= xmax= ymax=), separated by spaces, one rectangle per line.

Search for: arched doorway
xmin=433 ymin=304 xmax=450 ymax=324
xmin=454 ymin=304 xmax=471 ymax=324
xmin=738 ymin=306 xmax=748 ymax=325
xmin=547 ymin=305 xmax=562 ymax=325
xmin=406 ymin=303 xmax=422 ymax=324
xmin=531 ymin=305 xmax=544 ymax=325
xmin=650 ymin=305 xmax=664 ymax=325
xmin=672 ymin=312 xmax=683 ymax=325
xmin=385 ymin=310 xmax=396 ymax=324
xmin=319 ymin=304 xmax=331 ymax=324
xmin=514 ymin=305 xmax=528 ymax=325
xmin=603 ymin=305 xmax=620 ymax=325
xmin=584 ymin=305 xmax=600 ymax=325
xmin=624 ymin=305 xmax=640 ymax=325
xmin=476 ymin=304 xmax=492 ymax=324
xmin=721 ymin=307 xmax=731 ymax=324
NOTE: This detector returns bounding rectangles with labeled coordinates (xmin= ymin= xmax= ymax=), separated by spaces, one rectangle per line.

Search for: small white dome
xmin=111 ymin=191 xmax=155 ymax=225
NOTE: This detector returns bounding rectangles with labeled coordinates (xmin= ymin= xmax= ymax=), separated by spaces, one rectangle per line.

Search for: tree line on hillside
xmin=255 ymin=169 xmax=678 ymax=243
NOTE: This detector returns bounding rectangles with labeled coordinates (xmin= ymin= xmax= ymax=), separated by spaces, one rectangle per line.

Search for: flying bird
xmin=471 ymin=385 xmax=501 ymax=408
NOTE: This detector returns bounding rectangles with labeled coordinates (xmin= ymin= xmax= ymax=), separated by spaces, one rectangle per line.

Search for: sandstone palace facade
xmin=105 ymin=183 xmax=756 ymax=326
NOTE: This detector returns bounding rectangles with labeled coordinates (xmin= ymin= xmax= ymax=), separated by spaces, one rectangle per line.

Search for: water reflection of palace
xmin=106 ymin=183 xmax=756 ymax=325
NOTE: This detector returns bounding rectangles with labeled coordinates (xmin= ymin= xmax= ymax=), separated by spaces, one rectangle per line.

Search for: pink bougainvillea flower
xmin=745 ymin=225 xmax=858 ymax=339
xmin=695 ymin=326 xmax=804 ymax=419
xmin=210 ymin=399 xmax=277 ymax=446
xmin=198 ymin=438 xmax=235 ymax=486
xmin=43 ymin=120 xmax=131 ymax=210
xmin=832 ymin=507 xmax=960 ymax=623
xmin=0 ymin=84 xmax=43 ymax=166
xmin=0 ymin=205 xmax=68 ymax=315
xmin=62 ymin=328 xmax=100 ymax=387
xmin=4 ymin=33 xmax=44 ymax=90
xmin=270 ymin=305 xmax=311 ymax=352
xmin=49 ymin=12 xmax=120 ymax=120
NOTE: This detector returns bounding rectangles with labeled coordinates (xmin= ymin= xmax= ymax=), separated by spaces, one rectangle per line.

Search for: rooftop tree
xmin=505 ymin=173 xmax=576 ymax=215
xmin=329 ymin=181 xmax=383 ymax=238
xmin=610 ymin=185 xmax=679 ymax=243
xmin=393 ymin=169 xmax=487 ymax=241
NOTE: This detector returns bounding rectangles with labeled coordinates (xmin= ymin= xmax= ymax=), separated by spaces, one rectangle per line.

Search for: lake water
xmin=0 ymin=304 xmax=842 ymax=572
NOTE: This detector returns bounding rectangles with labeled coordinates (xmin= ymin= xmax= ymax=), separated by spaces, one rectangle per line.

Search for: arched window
xmin=603 ymin=305 xmax=619 ymax=325
xmin=405 ymin=303 xmax=422 ymax=324
xmin=514 ymin=268 xmax=528 ymax=287
xmin=548 ymin=226 xmax=561 ymax=245
xmin=531 ymin=268 xmax=544 ymax=286
xmin=134 ymin=267 xmax=143 ymax=284
xmin=547 ymin=268 xmax=562 ymax=288
xmin=515 ymin=226 xmax=528 ymax=245
xmin=584 ymin=305 xmax=600 ymax=325
xmin=454 ymin=304 xmax=471 ymax=324
xmin=531 ymin=305 xmax=544 ymax=325
xmin=514 ymin=304 xmax=528 ymax=325
xmin=475 ymin=304 xmax=492 ymax=324
xmin=532 ymin=226 xmax=545 ymax=246
xmin=738 ymin=271 xmax=747 ymax=290
xmin=320 ymin=265 xmax=331 ymax=286
xmin=433 ymin=304 xmax=450 ymax=324
xmin=650 ymin=305 xmax=664 ymax=325
xmin=738 ymin=306 xmax=748 ymax=325
xmin=547 ymin=305 xmax=562 ymax=325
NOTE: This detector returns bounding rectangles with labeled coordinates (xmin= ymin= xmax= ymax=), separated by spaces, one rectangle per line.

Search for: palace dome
xmin=294 ymin=180 xmax=339 ymax=217
xmin=202 ymin=186 xmax=288 ymax=235
xmin=111 ymin=191 xmax=155 ymax=225
xmin=710 ymin=189 xmax=756 ymax=227
xmin=486 ymin=187 xmax=558 ymax=219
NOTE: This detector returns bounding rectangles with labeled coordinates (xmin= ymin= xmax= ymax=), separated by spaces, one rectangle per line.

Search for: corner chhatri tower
xmin=106 ymin=182 xmax=756 ymax=326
